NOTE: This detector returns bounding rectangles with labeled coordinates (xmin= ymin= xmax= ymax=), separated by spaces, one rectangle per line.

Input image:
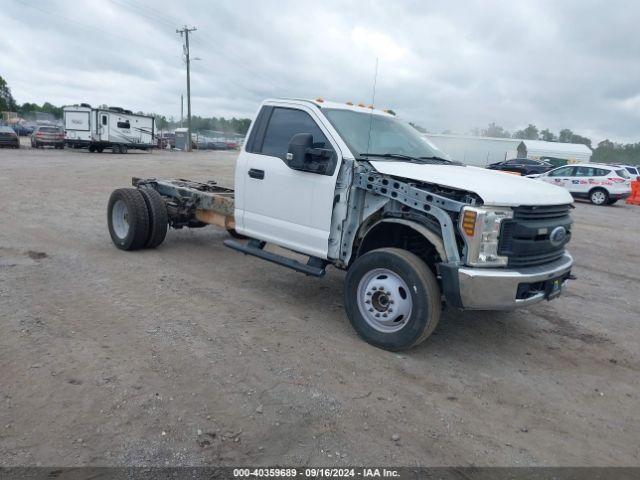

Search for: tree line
xmin=2 ymin=74 xmax=639 ymax=163
xmin=470 ymin=122 xmax=640 ymax=166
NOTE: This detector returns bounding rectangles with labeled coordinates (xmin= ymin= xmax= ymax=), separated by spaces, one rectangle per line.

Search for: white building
xmin=425 ymin=134 xmax=592 ymax=167
xmin=519 ymin=139 xmax=592 ymax=164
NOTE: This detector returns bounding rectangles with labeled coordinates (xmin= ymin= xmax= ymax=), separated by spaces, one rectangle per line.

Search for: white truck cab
xmin=107 ymin=98 xmax=575 ymax=351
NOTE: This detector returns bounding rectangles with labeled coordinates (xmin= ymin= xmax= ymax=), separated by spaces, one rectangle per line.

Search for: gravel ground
xmin=0 ymin=144 xmax=639 ymax=467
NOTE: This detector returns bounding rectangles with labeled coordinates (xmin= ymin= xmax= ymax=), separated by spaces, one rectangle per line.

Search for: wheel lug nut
xmin=382 ymin=313 xmax=388 ymax=318
xmin=386 ymin=291 xmax=391 ymax=296
xmin=375 ymin=313 xmax=380 ymax=317
xmin=389 ymin=300 xmax=394 ymax=304
xmin=365 ymin=300 xmax=371 ymax=304
xmin=369 ymin=308 xmax=374 ymax=312
xmin=366 ymin=292 xmax=372 ymax=296
xmin=371 ymin=287 xmax=377 ymax=291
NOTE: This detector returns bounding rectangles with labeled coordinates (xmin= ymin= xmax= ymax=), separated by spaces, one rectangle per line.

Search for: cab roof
xmin=264 ymin=98 xmax=396 ymax=117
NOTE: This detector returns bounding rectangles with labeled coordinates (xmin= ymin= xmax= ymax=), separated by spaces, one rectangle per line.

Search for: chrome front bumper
xmin=440 ymin=252 xmax=573 ymax=310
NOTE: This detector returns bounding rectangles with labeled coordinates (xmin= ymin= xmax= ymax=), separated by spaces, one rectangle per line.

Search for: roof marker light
xmin=357 ymin=102 xmax=366 ymax=107
xmin=315 ymin=98 xmax=324 ymax=103
xmin=346 ymin=101 xmax=353 ymax=106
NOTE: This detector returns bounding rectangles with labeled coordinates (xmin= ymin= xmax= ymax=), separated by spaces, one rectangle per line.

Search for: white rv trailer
xmin=63 ymin=104 xmax=155 ymax=153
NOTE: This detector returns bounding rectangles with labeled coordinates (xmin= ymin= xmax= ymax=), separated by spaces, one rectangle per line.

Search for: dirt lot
xmin=1 ymin=144 xmax=639 ymax=467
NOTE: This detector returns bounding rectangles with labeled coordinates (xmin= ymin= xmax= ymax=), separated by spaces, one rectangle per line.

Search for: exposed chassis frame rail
xmin=353 ymin=170 xmax=466 ymax=263
xmin=133 ymin=177 xmax=235 ymax=230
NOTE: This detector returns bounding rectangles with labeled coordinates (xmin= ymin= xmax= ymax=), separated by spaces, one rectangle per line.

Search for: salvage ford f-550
xmin=107 ymin=99 xmax=574 ymax=351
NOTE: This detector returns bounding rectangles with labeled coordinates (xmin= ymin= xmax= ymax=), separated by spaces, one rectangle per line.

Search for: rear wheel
xmin=344 ymin=248 xmax=441 ymax=351
xmin=96 ymin=146 xmax=104 ymax=153
xmin=138 ymin=187 xmax=168 ymax=248
xmin=121 ymin=144 xmax=128 ymax=154
xmin=112 ymin=144 xmax=121 ymax=154
xmin=107 ymin=188 xmax=150 ymax=250
xmin=590 ymin=188 xmax=609 ymax=205
xmin=88 ymin=145 xmax=96 ymax=153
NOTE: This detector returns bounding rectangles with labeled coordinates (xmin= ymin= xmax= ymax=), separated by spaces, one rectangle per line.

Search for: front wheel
xmin=590 ymin=188 xmax=609 ymax=205
xmin=344 ymin=248 xmax=441 ymax=351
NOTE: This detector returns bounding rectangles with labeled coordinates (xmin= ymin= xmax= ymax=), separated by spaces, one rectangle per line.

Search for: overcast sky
xmin=1 ymin=0 xmax=639 ymax=143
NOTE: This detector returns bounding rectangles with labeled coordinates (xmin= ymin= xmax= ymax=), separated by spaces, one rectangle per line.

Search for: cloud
xmin=0 ymin=0 xmax=638 ymax=142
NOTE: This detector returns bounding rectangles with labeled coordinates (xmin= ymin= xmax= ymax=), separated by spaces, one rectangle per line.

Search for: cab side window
xmin=260 ymin=108 xmax=330 ymax=160
xmin=548 ymin=166 xmax=575 ymax=177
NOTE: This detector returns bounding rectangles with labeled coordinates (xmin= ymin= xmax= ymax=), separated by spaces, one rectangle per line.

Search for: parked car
xmin=31 ymin=125 xmax=65 ymax=149
xmin=615 ymin=164 xmax=639 ymax=181
xmin=12 ymin=123 xmax=34 ymax=136
xmin=487 ymin=158 xmax=554 ymax=176
xmin=0 ymin=126 xmax=20 ymax=148
xmin=528 ymin=163 xmax=631 ymax=205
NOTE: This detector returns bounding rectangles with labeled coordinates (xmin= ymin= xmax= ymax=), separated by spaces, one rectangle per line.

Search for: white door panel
xmin=237 ymin=104 xmax=341 ymax=259
xmin=239 ymin=151 xmax=335 ymax=257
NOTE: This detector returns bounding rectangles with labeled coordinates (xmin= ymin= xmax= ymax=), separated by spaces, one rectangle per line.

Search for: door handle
xmin=248 ymin=168 xmax=265 ymax=180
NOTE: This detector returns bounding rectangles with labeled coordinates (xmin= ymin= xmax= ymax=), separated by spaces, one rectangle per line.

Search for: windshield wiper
xmin=418 ymin=156 xmax=461 ymax=165
xmin=360 ymin=153 xmax=461 ymax=165
xmin=359 ymin=153 xmax=429 ymax=163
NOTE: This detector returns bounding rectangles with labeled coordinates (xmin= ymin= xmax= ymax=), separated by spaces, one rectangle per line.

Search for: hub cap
xmin=111 ymin=200 xmax=129 ymax=239
xmin=591 ymin=190 xmax=606 ymax=204
xmin=356 ymin=268 xmax=412 ymax=333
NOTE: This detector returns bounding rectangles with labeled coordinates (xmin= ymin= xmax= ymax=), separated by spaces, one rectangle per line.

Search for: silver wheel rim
xmin=592 ymin=191 xmax=606 ymax=204
xmin=356 ymin=268 xmax=412 ymax=333
xmin=112 ymin=200 xmax=129 ymax=239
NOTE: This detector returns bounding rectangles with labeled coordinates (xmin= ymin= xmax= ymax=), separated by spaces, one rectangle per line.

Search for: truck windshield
xmin=323 ymin=108 xmax=450 ymax=161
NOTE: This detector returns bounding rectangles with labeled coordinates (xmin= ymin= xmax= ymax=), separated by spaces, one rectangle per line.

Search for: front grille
xmin=499 ymin=204 xmax=572 ymax=268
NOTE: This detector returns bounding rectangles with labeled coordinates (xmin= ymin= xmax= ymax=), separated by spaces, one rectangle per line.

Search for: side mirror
xmin=287 ymin=133 xmax=313 ymax=169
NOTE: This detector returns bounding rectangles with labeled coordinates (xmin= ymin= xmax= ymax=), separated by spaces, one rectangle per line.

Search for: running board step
xmin=223 ymin=239 xmax=327 ymax=277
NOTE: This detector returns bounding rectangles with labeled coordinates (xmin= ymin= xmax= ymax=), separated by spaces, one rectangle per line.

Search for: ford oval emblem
xmin=550 ymin=226 xmax=567 ymax=246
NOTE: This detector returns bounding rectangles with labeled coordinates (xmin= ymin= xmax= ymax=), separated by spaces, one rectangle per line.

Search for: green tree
xmin=558 ymin=128 xmax=592 ymax=149
xmin=539 ymin=128 xmax=556 ymax=142
xmin=592 ymin=139 xmax=640 ymax=165
xmin=513 ymin=124 xmax=539 ymax=140
xmin=481 ymin=122 xmax=511 ymax=138
xmin=0 ymin=75 xmax=17 ymax=112
xmin=153 ymin=114 xmax=169 ymax=130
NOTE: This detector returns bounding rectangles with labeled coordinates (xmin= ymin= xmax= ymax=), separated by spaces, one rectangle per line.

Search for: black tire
xmin=121 ymin=144 xmax=128 ymax=154
xmin=112 ymin=144 xmax=121 ymax=154
xmin=344 ymin=248 xmax=441 ymax=351
xmin=589 ymin=188 xmax=609 ymax=205
xmin=96 ymin=146 xmax=104 ymax=153
xmin=138 ymin=187 xmax=168 ymax=248
xmin=107 ymin=188 xmax=150 ymax=250
xmin=88 ymin=145 xmax=96 ymax=153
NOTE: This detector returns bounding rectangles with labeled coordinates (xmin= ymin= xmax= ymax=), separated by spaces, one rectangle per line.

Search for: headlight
xmin=459 ymin=206 xmax=513 ymax=267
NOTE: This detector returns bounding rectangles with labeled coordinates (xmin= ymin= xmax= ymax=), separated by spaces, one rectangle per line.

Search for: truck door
xmin=99 ymin=113 xmax=109 ymax=142
xmin=237 ymin=105 xmax=340 ymax=259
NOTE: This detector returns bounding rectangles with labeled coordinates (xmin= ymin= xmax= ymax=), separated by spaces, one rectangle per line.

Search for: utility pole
xmin=180 ymin=94 xmax=183 ymax=128
xmin=177 ymin=25 xmax=197 ymax=151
